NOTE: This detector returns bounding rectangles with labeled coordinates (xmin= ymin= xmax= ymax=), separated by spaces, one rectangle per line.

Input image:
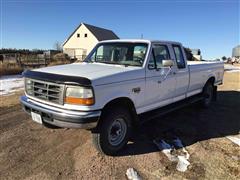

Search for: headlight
xmin=65 ymin=86 xmax=94 ymax=105
xmin=25 ymin=78 xmax=33 ymax=95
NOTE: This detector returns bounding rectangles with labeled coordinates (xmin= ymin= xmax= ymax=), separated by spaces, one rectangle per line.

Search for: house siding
xmin=63 ymin=24 xmax=98 ymax=60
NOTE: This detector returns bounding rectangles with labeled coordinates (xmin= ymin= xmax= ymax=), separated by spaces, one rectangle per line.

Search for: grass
xmin=0 ymin=62 xmax=23 ymax=76
xmin=0 ymin=59 xmax=72 ymax=76
xmin=48 ymin=59 xmax=72 ymax=66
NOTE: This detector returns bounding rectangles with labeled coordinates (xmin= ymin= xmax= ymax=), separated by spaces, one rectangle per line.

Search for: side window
xmin=148 ymin=45 xmax=170 ymax=69
xmin=173 ymin=45 xmax=185 ymax=68
xmin=148 ymin=51 xmax=155 ymax=69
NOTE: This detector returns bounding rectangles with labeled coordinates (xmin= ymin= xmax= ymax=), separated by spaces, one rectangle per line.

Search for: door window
xmin=148 ymin=45 xmax=170 ymax=69
xmin=173 ymin=45 xmax=185 ymax=68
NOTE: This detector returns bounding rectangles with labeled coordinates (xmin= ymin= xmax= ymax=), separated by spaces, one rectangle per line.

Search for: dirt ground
xmin=0 ymin=71 xmax=239 ymax=180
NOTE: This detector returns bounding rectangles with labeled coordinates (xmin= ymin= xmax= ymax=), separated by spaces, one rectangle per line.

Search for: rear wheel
xmin=201 ymin=82 xmax=214 ymax=108
xmin=92 ymin=107 xmax=131 ymax=156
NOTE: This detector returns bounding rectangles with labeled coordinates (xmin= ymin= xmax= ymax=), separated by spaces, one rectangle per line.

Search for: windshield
xmin=85 ymin=43 xmax=148 ymax=67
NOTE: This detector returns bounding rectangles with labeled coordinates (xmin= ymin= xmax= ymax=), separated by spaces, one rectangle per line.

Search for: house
xmin=62 ymin=23 xmax=119 ymax=61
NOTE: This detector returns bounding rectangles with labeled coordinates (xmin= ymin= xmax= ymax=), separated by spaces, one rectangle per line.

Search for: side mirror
xmin=162 ymin=60 xmax=174 ymax=67
xmin=148 ymin=63 xmax=155 ymax=70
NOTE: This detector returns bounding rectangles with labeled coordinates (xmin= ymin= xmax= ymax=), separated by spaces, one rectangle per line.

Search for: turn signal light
xmin=65 ymin=97 xmax=94 ymax=105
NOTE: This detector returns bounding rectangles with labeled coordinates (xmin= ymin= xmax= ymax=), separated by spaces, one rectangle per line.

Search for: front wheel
xmin=92 ymin=107 xmax=131 ymax=156
xmin=201 ymin=82 xmax=214 ymax=108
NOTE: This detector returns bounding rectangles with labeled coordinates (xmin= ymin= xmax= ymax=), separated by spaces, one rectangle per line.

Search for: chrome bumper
xmin=20 ymin=96 xmax=101 ymax=129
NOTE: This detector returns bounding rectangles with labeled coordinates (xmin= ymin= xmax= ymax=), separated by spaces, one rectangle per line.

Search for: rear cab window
xmin=172 ymin=45 xmax=185 ymax=69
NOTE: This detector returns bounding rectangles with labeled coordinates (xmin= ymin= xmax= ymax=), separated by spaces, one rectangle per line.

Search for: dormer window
xmin=84 ymin=33 xmax=87 ymax=37
xmin=77 ymin=33 xmax=80 ymax=38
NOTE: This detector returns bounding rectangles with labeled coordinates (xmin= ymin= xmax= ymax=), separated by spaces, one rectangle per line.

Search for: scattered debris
xmin=153 ymin=139 xmax=178 ymax=161
xmin=226 ymin=136 xmax=240 ymax=146
xmin=126 ymin=168 xmax=141 ymax=180
xmin=176 ymin=155 xmax=190 ymax=172
xmin=153 ymin=137 xmax=190 ymax=172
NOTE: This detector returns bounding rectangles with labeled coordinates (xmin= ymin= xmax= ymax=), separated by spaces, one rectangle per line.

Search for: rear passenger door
xmin=172 ymin=44 xmax=189 ymax=102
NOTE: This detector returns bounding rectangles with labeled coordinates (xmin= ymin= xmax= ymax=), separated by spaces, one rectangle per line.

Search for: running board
xmin=139 ymin=94 xmax=204 ymax=123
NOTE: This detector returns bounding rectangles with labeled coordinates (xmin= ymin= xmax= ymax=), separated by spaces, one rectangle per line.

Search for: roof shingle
xmin=84 ymin=23 xmax=119 ymax=41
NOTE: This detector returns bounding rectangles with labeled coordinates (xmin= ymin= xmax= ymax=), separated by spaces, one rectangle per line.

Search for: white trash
xmin=153 ymin=137 xmax=191 ymax=172
xmin=161 ymin=149 xmax=178 ymax=162
xmin=126 ymin=168 xmax=141 ymax=180
xmin=176 ymin=155 xmax=190 ymax=172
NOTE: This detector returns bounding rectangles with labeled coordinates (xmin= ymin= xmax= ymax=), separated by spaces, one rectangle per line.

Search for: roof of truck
xmin=100 ymin=39 xmax=181 ymax=45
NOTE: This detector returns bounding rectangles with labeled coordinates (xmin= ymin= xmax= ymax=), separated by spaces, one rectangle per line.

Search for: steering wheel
xmin=133 ymin=56 xmax=143 ymax=64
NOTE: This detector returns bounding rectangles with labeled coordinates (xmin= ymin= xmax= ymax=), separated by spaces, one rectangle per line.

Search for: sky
xmin=0 ymin=0 xmax=239 ymax=59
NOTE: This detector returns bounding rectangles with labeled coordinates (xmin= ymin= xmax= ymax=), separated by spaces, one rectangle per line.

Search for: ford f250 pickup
xmin=20 ymin=40 xmax=224 ymax=155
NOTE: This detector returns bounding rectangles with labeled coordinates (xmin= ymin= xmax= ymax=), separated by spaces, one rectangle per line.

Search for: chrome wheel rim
xmin=108 ymin=118 xmax=127 ymax=146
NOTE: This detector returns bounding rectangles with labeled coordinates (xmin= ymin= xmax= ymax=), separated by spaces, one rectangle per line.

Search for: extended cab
xmin=20 ymin=40 xmax=224 ymax=155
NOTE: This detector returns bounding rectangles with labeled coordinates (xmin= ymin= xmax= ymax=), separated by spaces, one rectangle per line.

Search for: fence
xmin=0 ymin=53 xmax=53 ymax=69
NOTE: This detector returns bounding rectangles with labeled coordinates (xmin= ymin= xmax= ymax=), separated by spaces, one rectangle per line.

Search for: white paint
xmin=0 ymin=74 xmax=24 ymax=96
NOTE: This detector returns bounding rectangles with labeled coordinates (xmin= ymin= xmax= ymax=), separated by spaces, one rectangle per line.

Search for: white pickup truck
xmin=20 ymin=40 xmax=224 ymax=155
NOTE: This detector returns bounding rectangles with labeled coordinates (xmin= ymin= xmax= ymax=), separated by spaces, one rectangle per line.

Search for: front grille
xmin=25 ymin=78 xmax=64 ymax=104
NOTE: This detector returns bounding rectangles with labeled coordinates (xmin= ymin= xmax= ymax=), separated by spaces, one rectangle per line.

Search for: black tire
xmin=92 ymin=107 xmax=131 ymax=156
xmin=201 ymin=82 xmax=214 ymax=108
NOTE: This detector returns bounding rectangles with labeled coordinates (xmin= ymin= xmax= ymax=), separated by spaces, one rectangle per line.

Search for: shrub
xmin=48 ymin=53 xmax=71 ymax=66
xmin=0 ymin=62 xmax=23 ymax=76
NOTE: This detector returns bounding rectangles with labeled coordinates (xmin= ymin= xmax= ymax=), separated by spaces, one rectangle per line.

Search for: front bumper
xmin=20 ymin=96 xmax=101 ymax=129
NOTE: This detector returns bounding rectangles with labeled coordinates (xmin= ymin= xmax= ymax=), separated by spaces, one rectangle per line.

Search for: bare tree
xmin=222 ymin=56 xmax=227 ymax=61
xmin=53 ymin=41 xmax=62 ymax=51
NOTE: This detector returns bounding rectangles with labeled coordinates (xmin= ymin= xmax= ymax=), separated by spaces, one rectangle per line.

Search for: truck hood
xmin=34 ymin=62 xmax=144 ymax=85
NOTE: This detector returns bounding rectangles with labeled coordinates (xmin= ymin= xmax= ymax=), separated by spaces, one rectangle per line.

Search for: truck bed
xmin=187 ymin=60 xmax=224 ymax=96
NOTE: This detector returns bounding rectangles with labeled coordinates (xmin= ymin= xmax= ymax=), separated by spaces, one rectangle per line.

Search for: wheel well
xmin=201 ymin=76 xmax=215 ymax=93
xmin=100 ymin=97 xmax=138 ymax=126
xmin=202 ymin=76 xmax=217 ymax=101
xmin=206 ymin=77 xmax=215 ymax=85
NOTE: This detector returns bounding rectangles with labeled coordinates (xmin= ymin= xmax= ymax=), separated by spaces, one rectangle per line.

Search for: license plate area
xmin=31 ymin=111 xmax=42 ymax=124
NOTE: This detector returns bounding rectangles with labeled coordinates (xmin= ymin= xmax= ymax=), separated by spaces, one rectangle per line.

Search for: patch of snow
xmin=0 ymin=74 xmax=24 ymax=96
xmin=126 ymin=168 xmax=141 ymax=180
xmin=224 ymin=65 xmax=240 ymax=73
xmin=226 ymin=136 xmax=240 ymax=146
xmin=153 ymin=137 xmax=190 ymax=172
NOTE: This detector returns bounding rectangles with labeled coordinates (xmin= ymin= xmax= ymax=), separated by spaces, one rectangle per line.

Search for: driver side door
xmin=142 ymin=44 xmax=176 ymax=113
